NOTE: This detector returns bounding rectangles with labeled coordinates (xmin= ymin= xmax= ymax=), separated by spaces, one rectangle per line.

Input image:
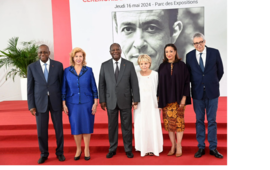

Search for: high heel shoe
xmin=84 ymin=150 xmax=91 ymax=160
xmin=85 ymin=156 xmax=91 ymax=160
xmin=74 ymin=151 xmax=82 ymax=160
xmin=167 ymin=148 xmax=176 ymax=156
xmin=176 ymin=146 xmax=182 ymax=157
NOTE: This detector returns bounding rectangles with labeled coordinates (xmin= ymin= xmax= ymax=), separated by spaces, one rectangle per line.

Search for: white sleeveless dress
xmin=134 ymin=70 xmax=163 ymax=156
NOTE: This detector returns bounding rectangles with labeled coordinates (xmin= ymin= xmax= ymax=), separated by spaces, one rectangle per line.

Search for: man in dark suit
xmin=186 ymin=33 xmax=224 ymax=159
xmin=27 ymin=44 xmax=65 ymax=164
xmin=99 ymin=43 xmax=140 ymax=158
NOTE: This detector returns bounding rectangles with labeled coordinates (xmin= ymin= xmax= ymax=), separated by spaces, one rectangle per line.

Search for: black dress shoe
xmin=74 ymin=152 xmax=82 ymax=160
xmin=210 ymin=149 xmax=223 ymax=158
xmin=85 ymin=156 xmax=91 ymax=160
xmin=194 ymin=149 xmax=205 ymax=158
xmin=57 ymin=155 xmax=66 ymax=161
xmin=38 ymin=157 xmax=48 ymax=164
xmin=126 ymin=152 xmax=134 ymax=158
xmin=106 ymin=151 xmax=116 ymax=158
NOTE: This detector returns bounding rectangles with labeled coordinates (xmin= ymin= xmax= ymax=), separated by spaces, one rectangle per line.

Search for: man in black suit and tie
xmin=99 ymin=43 xmax=140 ymax=158
xmin=186 ymin=33 xmax=224 ymax=159
xmin=27 ymin=44 xmax=65 ymax=164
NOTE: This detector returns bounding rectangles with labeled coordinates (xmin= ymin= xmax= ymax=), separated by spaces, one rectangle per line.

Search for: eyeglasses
xmin=38 ymin=51 xmax=49 ymax=55
xmin=193 ymin=41 xmax=204 ymax=46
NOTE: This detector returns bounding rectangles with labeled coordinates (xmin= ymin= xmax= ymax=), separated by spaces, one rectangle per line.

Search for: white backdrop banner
xmin=69 ymin=0 xmax=227 ymax=96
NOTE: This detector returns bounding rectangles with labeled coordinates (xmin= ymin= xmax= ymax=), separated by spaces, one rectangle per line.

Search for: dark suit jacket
xmin=99 ymin=58 xmax=140 ymax=110
xmin=186 ymin=47 xmax=224 ymax=100
xmin=27 ymin=59 xmax=63 ymax=113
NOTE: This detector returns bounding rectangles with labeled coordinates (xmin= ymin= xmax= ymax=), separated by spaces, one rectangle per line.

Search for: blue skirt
xmin=66 ymin=101 xmax=95 ymax=135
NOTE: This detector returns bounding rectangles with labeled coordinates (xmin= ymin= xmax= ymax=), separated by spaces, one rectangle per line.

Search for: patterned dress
xmin=162 ymin=102 xmax=185 ymax=132
xmin=157 ymin=61 xmax=191 ymax=132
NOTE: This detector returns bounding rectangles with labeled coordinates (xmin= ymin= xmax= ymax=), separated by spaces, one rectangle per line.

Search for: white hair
xmin=193 ymin=32 xmax=205 ymax=41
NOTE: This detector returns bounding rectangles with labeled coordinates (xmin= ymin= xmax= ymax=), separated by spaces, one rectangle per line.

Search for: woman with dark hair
xmin=157 ymin=44 xmax=191 ymax=157
xmin=62 ymin=47 xmax=98 ymax=161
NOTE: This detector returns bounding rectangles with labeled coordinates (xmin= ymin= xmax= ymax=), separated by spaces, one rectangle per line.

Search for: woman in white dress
xmin=133 ymin=54 xmax=163 ymax=157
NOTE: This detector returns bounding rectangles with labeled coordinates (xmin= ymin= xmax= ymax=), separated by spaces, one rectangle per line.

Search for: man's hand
xmin=133 ymin=102 xmax=138 ymax=110
xmin=30 ymin=108 xmax=36 ymax=116
xmin=101 ymin=102 xmax=107 ymax=111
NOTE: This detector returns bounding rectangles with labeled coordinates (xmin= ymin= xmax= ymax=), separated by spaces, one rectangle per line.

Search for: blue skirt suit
xmin=62 ymin=66 xmax=98 ymax=135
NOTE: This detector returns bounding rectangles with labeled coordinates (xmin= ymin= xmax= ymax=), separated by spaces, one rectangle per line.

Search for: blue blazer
xmin=186 ymin=47 xmax=224 ymax=100
xmin=62 ymin=66 xmax=98 ymax=104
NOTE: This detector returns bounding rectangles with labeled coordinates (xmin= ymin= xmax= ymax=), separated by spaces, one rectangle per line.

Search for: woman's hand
xmin=180 ymin=96 xmax=186 ymax=108
xmin=63 ymin=105 xmax=69 ymax=115
xmin=179 ymin=103 xmax=185 ymax=108
xmin=92 ymin=104 xmax=97 ymax=115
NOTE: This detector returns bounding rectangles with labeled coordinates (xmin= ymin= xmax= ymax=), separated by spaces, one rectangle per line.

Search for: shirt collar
xmin=112 ymin=57 xmax=122 ymax=64
xmin=40 ymin=58 xmax=50 ymax=66
xmin=196 ymin=46 xmax=206 ymax=55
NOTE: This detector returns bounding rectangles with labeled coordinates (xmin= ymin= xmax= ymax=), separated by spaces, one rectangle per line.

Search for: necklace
xmin=171 ymin=63 xmax=173 ymax=75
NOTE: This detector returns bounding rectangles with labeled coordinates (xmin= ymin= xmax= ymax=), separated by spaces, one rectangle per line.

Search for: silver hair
xmin=193 ymin=32 xmax=205 ymax=41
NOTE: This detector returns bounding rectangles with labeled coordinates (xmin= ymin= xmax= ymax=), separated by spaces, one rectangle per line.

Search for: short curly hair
xmin=137 ymin=54 xmax=152 ymax=68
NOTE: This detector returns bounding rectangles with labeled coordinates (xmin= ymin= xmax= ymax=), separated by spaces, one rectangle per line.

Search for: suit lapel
xmin=116 ymin=58 xmax=126 ymax=85
xmin=47 ymin=60 xmax=54 ymax=84
xmin=109 ymin=59 xmax=116 ymax=84
xmin=204 ymin=46 xmax=210 ymax=72
xmin=36 ymin=61 xmax=47 ymax=83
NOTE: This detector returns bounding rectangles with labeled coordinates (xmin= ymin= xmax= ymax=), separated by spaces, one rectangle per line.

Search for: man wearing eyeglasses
xmin=98 ymin=43 xmax=140 ymax=158
xmin=27 ymin=45 xmax=65 ymax=164
xmin=186 ymin=33 xmax=224 ymax=159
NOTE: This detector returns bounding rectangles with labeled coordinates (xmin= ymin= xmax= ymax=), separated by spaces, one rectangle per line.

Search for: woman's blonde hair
xmin=137 ymin=54 xmax=152 ymax=68
xmin=70 ymin=47 xmax=87 ymax=66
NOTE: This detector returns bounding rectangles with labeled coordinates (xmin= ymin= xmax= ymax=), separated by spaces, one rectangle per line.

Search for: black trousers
xmin=107 ymin=104 xmax=132 ymax=153
xmin=35 ymin=96 xmax=64 ymax=157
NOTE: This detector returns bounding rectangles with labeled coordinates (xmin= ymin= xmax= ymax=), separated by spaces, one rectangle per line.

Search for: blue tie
xmin=44 ymin=63 xmax=48 ymax=82
xmin=199 ymin=53 xmax=204 ymax=72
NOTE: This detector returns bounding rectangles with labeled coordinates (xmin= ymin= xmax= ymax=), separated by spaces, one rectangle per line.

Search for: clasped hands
xmin=63 ymin=104 xmax=97 ymax=115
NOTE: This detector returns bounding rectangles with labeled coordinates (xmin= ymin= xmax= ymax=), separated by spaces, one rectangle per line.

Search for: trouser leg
xmin=119 ymin=108 xmax=133 ymax=152
xmin=36 ymin=109 xmax=49 ymax=157
xmin=206 ymin=97 xmax=218 ymax=150
xmin=50 ymin=110 xmax=64 ymax=156
xmin=107 ymin=107 xmax=119 ymax=152
xmin=193 ymin=98 xmax=206 ymax=149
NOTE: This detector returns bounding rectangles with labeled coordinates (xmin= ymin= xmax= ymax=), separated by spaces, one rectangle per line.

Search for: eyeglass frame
xmin=193 ymin=40 xmax=205 ymax=46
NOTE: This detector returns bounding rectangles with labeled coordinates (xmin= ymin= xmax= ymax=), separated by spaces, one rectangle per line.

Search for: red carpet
xmin=0 ymin=98 xmax=227 ymax=165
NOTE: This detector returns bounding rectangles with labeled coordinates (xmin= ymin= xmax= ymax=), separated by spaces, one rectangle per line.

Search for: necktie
xmin=199 ymin=53 xmax=204 ymax=72
xmin=44 ymin=63 xmax=48 ymax=82
xmin=115 ymin=62 xmax=119 ymax=81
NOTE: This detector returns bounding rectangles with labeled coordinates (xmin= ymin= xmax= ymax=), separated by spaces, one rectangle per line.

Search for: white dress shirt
xmin=40 ymin=59 xmax=50 ymax=95
xmin=40 ymin=58 xmax=50 ymax=73
xmin=112 ymin=57 xmax=122 ymax=72
xmin=196 ymin=47 xmax=206 ymax=67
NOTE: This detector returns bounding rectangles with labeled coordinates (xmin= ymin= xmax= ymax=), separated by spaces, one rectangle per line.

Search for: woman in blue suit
xmin=62 ymin=47 xmax=98 ymax=161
